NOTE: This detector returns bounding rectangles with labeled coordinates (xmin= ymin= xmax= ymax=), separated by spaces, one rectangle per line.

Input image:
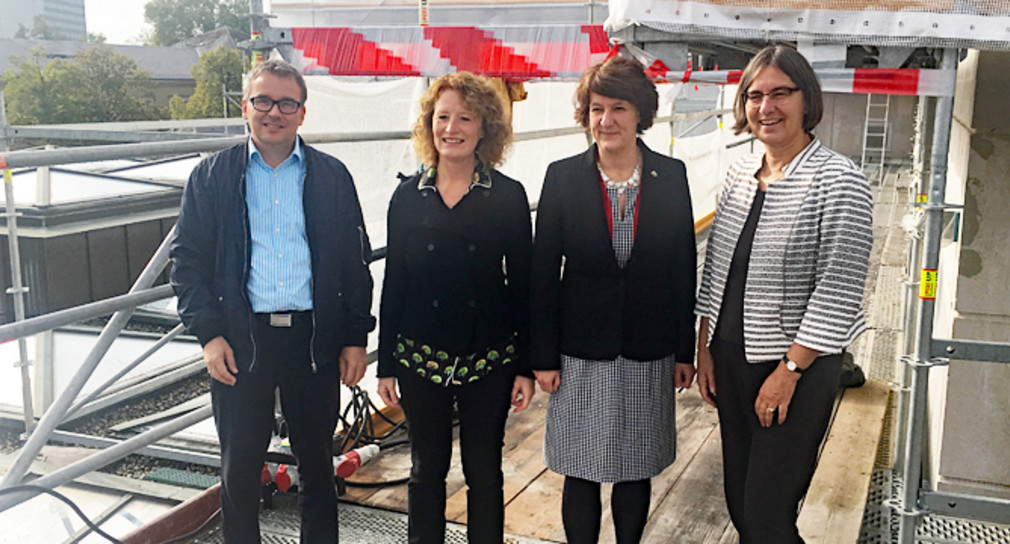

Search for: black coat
xmin=170 ymin=140 xmax=376 ymax=372
xmin=530 ymin=140 xmax=696 ymax=369
xmin=377 ymin=168 xmax=532 ymax=378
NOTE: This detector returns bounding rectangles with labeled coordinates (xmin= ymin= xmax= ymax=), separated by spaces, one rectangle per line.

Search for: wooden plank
xmin=445 ymin=393 xmax=550 ymax=523
xmin=797 ymin=379 xmax=890 ymax=544
xmin=639 ymin=426 xmax=731 ymax=544
xmin=504 ymin=466 xmax=568 ymax=541
xmin=599 ymin=391 xmax=720 ymax=543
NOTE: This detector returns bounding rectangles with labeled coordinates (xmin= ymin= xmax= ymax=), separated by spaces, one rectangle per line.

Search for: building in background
xmin=0 ymin=0 xmax=87 ymax=40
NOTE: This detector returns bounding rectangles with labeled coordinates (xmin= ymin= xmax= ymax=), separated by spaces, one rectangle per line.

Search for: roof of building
xmin=0 ymin=39 xmax=199 ymax=81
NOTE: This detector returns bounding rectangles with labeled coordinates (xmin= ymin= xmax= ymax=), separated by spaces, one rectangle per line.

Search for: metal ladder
xmin=861 ymin=93 xmax=890 ymax=184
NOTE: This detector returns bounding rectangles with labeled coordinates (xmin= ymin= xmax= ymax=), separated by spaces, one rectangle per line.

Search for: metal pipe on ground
xmin=0 ymin=405 xmax=214 ymax=513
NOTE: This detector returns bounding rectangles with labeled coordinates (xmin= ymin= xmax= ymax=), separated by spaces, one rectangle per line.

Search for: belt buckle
xmin=269 ymin=313 xmax=293 ymax=327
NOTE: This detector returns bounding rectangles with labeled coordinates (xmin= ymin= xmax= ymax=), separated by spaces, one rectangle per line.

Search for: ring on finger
xmin=766 ymin=407 xmax=776 ymax=412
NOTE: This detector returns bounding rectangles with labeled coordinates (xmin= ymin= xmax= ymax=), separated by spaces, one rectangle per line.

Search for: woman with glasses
xmin=376 ymin=72 xmax=535 ymax=544
xmin=694 ymin=44 xmax=873 ymax=543
xmin=530 ymin=56 xmax=697 ymax=543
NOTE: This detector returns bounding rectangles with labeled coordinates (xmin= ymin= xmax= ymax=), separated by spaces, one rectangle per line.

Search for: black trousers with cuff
xmin=211 ymin=313 xmax=340 ymax=544
xmin=395 ymin=363 xmax=515 ymax=544
xmin=709 ymin=339 xmax=843 ymax=544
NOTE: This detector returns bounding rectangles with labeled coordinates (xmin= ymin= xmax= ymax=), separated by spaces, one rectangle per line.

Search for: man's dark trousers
xmin=211 ymin=313 xmax=340 ymax=543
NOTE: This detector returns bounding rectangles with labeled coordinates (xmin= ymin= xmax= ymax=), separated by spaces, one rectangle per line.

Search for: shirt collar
xmin=248 ymin=137 xmax=303 ymax=166
xmin=417 ymin=160 xmax=493 ymax=192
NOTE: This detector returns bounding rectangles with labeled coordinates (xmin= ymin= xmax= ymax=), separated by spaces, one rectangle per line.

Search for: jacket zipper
xmin=304 ymin=154 xmax=318 ymax=374
xmin=239 ymin=163 xmax=259 ymax=373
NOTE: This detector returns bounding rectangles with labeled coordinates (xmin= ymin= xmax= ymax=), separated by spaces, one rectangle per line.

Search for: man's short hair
xmin=243 ymin=59 xmax=308 ymax=103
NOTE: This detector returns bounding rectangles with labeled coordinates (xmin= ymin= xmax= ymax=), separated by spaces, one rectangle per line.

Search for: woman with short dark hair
xmin=531 ymin=56 xmax=697 ymax=544
xmin=376 ymin=72 xmax=535 ymax=544
xmin=695 ymin=44 xmax=873 ymax=543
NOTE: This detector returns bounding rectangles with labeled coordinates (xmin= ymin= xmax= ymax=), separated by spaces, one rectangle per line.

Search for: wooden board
xmin=797 ymin=379 xmax=891 ymax=543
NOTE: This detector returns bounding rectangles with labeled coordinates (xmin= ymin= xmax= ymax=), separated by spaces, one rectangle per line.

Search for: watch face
xmin=787 ymin=360 xmax=800 ymax=372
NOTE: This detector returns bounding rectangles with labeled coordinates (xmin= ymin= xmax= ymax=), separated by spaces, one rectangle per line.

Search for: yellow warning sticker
xmin=916 ymin=193 xmax=928 ymax=204
xmin=920 ymin=269 xmax=938 ymax=300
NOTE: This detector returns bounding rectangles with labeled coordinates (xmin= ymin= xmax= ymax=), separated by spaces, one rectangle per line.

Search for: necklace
xmin=599 ymin=160 xmax=642 ymax=195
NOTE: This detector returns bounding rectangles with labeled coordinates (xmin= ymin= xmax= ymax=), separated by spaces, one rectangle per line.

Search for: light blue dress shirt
xmin=245 ymin=139 xmax=313 ymax=312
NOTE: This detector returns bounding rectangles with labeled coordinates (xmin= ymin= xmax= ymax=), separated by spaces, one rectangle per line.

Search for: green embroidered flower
xmin=421 ymin=345 xmax=432 ymax=356
xmin=506 ymin=344 xmax=515 ymax=354
xmin=502 ymin=357 xmax=512 ymax=365
xmin=399 ymin=358 xmax=410 ymax=367
xmin=457 ymin=367 xmax=469 ymax=377
xmin=416 ymin=368 xmax=426 ymax=377
xmin=431 ymin=375 xmax=443 ymax=384
xmin=488 ymin=350 xmax=499 ymax=361
xmin=412 ymin=353 xmax=424 ymax=364
xmin=436 ymin=350 xmax=449 ymax=361
xmin=475 ymin=359 xmax=487 ymax=370
xmin=404 ymin=338 xmax=415 ymax=347
xmin=444 ymin=366 xmax=453 ymax=375
xmin=396 ymin=343 xmax=405 ymax=354
xmin=469 ymin=376 xmax=479 ymax=382
xmin=426 ymin=361 xmax=439 ymax=370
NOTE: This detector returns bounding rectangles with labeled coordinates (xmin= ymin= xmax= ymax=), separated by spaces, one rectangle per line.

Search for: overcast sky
xmin=84 ymin=0 xmax=274 ymax=45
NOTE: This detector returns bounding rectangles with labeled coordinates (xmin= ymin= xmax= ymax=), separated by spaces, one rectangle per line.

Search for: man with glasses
xmin=171 ymin=58 xmax=375 ymax=543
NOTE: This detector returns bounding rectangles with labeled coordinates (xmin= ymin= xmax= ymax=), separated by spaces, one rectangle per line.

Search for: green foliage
xmin=1 ymin=45 xmax=164 ymax=125
xmin=144 ymin=0 xmax=250 ymax=46
xmin=169 ymin=46 xmax=245 ymax=119
xmin=83 ymin=32 xmax=107 ymax=44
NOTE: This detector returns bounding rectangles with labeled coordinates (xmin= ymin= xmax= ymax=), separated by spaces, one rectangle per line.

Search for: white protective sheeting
xmin=608 ymin=0 xmax=1010 ymax=50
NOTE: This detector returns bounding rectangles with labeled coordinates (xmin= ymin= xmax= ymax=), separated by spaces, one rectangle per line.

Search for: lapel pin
xmin=650 ymin=170 xmax=657 ymax=177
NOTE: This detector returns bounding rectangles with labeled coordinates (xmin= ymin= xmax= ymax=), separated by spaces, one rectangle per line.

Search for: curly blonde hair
xmin=412 ymin=72 xmax=513 ymax=167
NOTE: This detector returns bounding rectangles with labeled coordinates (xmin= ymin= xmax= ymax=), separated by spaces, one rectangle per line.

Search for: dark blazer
xmin=170 ymin=139 xmax=376 ymax=372
xmin=530 ymin=140 xmax=696 ymax=370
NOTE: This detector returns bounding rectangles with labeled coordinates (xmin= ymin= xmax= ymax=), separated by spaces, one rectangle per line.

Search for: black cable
xmin=153 ymin=507 xmax=221 ymax=544
xmin=0 ymin=484 xmax=127 ymax=544
xmin=332 ymin=386 xmax=414 ymax=488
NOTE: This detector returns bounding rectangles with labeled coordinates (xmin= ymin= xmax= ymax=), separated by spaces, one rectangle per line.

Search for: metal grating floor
xmin=859 ymin=469 xmax=1010 ymax=543
xmin=189 ymin=493 xmax=557 ymax=544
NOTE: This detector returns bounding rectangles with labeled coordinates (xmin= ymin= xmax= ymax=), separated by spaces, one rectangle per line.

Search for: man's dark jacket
xmin=170 ymin=139 xmax=375 ymax=372
xmin=530 ymin=140 xmax=697 ymax=369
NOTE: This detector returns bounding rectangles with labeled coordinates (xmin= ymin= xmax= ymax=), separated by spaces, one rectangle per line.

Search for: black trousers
xmin=396 ymin=364 xmax=515 ymax=544
xmin=211 ymin=315 xmax=340 ymax=544
xmin=710 ymin=339 xmax=843 ymax=544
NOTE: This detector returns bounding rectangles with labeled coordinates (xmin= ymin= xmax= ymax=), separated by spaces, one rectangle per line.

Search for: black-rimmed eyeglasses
xmin=742 ymin=87 xmax=800 ymax=105
xmin=249 ymin=96 xmax=303 ymax=114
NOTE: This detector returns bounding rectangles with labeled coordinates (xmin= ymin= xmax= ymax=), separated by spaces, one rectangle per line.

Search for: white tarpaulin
xmin=607 ymin=0 xmax=1010 ymax=50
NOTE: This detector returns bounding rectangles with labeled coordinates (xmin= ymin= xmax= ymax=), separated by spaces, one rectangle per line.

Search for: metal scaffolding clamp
xmin=899 ymin=354 xmax=948 ymax=368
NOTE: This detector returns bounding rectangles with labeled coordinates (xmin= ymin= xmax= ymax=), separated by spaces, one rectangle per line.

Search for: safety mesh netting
xmin=608 ymin=0 xmax=1010 ymax=50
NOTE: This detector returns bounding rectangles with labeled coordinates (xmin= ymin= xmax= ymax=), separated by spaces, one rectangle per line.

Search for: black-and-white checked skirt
xmin=543 ymin=354 xmax=677 ymax=482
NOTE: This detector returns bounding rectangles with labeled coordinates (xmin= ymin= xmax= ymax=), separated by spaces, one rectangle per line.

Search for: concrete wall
xmin=929 ymin=49 xmax=1010 ymax=499
xmin=818 ymin=92 xmax=917 ymax=162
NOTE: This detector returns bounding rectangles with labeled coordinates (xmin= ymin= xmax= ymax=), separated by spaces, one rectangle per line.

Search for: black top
xmin=377 ymin=165 xmax=533 ymax=378
xmin=714 ymin=188 xmax=766 ymax=347
xmin=530 ymin=141 xmax=697 ymax=369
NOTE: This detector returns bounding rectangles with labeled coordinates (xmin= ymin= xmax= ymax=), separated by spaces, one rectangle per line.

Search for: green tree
xmin=170 ymin=46 xmax=245 ymax=119
xmin=1 ymin=45 xmax=164 ymax=125
xmin=144 ymin=0 xmax=249 ymax=46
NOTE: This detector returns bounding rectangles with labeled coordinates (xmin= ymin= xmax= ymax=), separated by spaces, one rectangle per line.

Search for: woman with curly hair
xmin=376 ymin=72 xmax=535 ymax=544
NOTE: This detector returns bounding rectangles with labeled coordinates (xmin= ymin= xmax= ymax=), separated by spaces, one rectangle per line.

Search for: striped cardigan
xmin=695 ymin=138 xmax=873 ymax=362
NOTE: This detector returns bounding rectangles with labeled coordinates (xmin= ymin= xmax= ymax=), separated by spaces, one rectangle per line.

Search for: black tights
xmin=561 ymin=476 xmax=651 ymax=544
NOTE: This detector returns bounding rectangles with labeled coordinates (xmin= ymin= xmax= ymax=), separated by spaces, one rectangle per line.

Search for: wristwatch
xmin=783 ymin=354 xmax=804 ymax=374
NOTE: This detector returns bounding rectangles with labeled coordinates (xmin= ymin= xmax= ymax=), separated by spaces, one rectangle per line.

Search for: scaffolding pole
xmin=0 ymin=90 xmax=36 ymax=436
xmin=895 ymin=48 xmax=957 ymax=544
